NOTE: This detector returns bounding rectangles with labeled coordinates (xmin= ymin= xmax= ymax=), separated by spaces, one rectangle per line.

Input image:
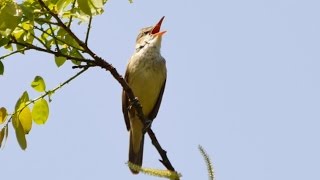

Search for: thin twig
xmin=85 ymin=16 xmax=92 ymax=45
xmin=148 ymin=129 xmax=176 ymax=172
xmin=72 ymin=64 xmax=96 ymax=69
xmin=67 ymin=0 xmax=76 ymax=28
xmin=45 ymin=13 xmax=60 ymax=52
xmin=0 ymin=48 xmax=30 ymax=60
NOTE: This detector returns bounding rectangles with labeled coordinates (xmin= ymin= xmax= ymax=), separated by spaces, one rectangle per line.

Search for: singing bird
xmin=122 ymin=17 xmax=167 ymax=174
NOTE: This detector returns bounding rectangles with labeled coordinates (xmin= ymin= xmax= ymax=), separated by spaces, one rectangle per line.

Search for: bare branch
xmin=148 ymin=129 xmax=177 ymax=173
xmin=67 ymin=0 xmax=77 ymax=28
xmin=85 ymin=16 xmax=92 ymax=45
xmin=0 ymin=48 xmax=30 ymax=60
xmin=72 ymin=64 xmax=97 ymax=69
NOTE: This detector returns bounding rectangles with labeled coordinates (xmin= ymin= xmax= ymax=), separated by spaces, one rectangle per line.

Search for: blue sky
xmin=1 ymin=0 xmax=320 ymax=179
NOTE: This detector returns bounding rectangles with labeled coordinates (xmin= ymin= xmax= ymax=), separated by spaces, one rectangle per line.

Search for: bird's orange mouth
xmin=151 ymin=16 xmax=166 ymax=36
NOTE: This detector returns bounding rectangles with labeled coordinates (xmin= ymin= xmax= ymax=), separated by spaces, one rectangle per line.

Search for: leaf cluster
xmin=0 ymin=0 xmax=107 ymax=149
xmin=1 ymin=76 xmax=49 ymax=149
xmin=0 ymin=0 xmax=108 ymax=148
xmin=0 ymin=0 xmax=106 ymax=72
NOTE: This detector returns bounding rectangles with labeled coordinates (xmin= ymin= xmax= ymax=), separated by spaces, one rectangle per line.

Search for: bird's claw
xmin=128 ymin=97 xmax=140 ymax=110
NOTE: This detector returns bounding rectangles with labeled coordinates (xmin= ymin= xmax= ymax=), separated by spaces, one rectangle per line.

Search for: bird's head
xmin=135 ymin=16 xmax=166 ymax=52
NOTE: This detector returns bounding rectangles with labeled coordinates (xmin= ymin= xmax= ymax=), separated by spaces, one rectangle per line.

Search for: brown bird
xmin=122 ymin=16 xmax=167 ymax=174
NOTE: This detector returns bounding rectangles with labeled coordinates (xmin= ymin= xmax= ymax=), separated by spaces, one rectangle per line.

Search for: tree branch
xmin=148 ymin=129 xmax=176 ymax=172
xmin=10 ymin=39 xmax=93 ymax=64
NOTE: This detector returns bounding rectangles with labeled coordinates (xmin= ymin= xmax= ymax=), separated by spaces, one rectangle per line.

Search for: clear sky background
xmin=1 ymin=0 xmax=320 ymax=179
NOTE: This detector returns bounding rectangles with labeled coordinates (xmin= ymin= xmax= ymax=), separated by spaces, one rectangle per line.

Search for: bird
xmin=122 ymin=16 xmax=167 ymax=174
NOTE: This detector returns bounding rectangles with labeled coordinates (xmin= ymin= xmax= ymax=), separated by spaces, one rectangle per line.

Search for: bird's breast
xmin=127 ymin=53 xmax=166 ymax=116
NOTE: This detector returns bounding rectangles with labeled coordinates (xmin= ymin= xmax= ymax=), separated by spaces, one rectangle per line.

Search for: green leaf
xmin=0 ymin=107 xmax=7 ymax=124
xmin=56 ymin=0 xmax=73 ymax=14
xmin=90 ymin=0 xmax=104 ymax=9
xmin=0 ymin=61 xmax=4 ymax=75
xmin=64 ymin=34 xmax=81 ymax=49
xmin=89 ymin=0 xmax=105 ymax=15
xmin=0 ymin=127 xmax=4 ymax=146
xmin=21 ymin=21 xmax=35 ymax=44
xmin=78 ymin=0 xmax=105 ymax=16
xmin=62 ymin=8 xmax=90 ymax=22
xmin=32 ymin=99 xmax=49 ymax=125
xmin=13 ymin=92 xmax=32 ymax=134
xmin=11 ymin=21 xmax=35 ymax=50
xmin=4 ymin=42 xmax=13 ymax=51
xmin=12 ymin=117 xmax=27 ymax=150
xmin=5 ymin=124 xmax=8 ymax=139
xmin=77 ymin=0 xmax=92 ymax=16
xmin=18 ymin=105 xmax=32 ymax=134
xmin=31 ymin=76 xmax=46 ymax=92
xmin=56 ymin=27 xmax=67 ymax=40
xmin=0 ymin=0 xmax=22 ymax=36
xmin=70 ymin=48 xmax=83 ymax=65
xmin=0 ymin=36 xmax=9 ymax=47
xmin=55 ymin=55 xmax=67 ymax=67
xmin=0 ymin=125 xmax=9 ymax=148
xmin=40 ymin=28 xmax=50 ymax=42
xmin=12 ymin=28 xmax=26 ymax=51
xmin=19 ymin=1 xmax=34 ymax=21
xmin=15 ymin=91 xmax=29 ymax=111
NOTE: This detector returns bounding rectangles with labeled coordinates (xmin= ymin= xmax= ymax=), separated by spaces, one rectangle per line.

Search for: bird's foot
xmin=128 ymin=97 xmax=140 ymax=110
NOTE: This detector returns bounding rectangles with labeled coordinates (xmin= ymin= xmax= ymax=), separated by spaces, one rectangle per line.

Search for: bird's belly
xmin=129 ymin=69 xmax=165 ymax=116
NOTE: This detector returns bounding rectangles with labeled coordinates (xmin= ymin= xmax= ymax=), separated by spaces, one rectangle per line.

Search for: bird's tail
xmin=129 ymin=130 xmax=145 ymax=174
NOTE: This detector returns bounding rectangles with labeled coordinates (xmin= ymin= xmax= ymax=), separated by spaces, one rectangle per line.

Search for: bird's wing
xmin=148 ymin=78 xmax=166 ymax=120
xmin=122 ymin=71 xmax=131 ymax=131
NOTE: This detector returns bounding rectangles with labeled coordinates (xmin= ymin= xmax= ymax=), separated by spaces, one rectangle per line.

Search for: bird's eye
xmin=144 ymin=31 xmax=149 ymax=35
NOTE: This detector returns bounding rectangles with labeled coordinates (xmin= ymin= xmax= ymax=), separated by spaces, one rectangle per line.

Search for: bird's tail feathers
xmin=129 ymin=131 xmax=144 ymax=174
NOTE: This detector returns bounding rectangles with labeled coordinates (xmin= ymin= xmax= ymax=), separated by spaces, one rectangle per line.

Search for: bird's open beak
xmin=151 ymin=16 xmax=166 ymax=36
